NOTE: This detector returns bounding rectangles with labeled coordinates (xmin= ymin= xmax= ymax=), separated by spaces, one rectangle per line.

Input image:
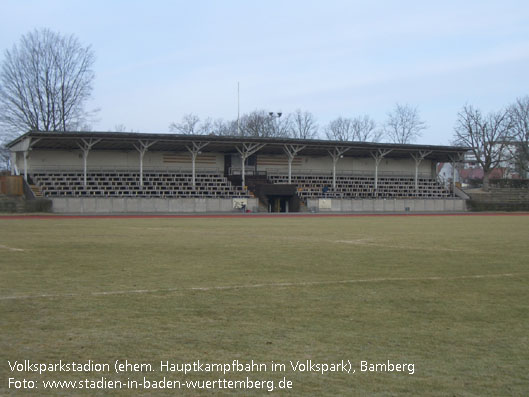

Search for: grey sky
xmin=1 ymin=0 xmax=528 ymax=144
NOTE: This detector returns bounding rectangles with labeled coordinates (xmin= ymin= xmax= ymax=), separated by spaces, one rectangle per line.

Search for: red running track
xmin=1 ymin=212 xmax=529 ymax=220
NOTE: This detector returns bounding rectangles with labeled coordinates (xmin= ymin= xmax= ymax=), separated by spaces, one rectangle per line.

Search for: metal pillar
xmin=133 ymin=140 xmax=158 ymax=187
xmin=410 ymin=151 xmax=432 ymax=193
xmin=10 ymin=151 xmax=17 ymax=175
xmin=370 ymin=149 xmax=392 ymax=195
xmin=20 ymin=137 xmax=41 ymax=181
xmin=283 ymin=144 xmax=305 ymax=184
xmin=235 ymin=143 xmax=266 ymax=188
xmin=186 ymin=142 xmax=209 ymax=188
xmin=77 ymin=138 xmax=101 ymax=187
xmin=453 ymin=161 xmax=456 ymax=191
xmin=448 ymin=153 xmax=463 ymax=196
xmin=328 ymin=147 xmax=350 ymax=189
xmin=23 ymin=151 xmax=28 ymax=181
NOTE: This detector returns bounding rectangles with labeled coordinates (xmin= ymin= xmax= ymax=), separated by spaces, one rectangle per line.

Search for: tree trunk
xmin=482 ymin=172 xmax=490 ymax=191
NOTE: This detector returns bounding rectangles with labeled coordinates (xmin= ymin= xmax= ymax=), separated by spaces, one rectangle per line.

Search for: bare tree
xmin=325 ymin=115 xmax=380 ymax=142
xmin=239 ymin=111 xmax=271 ymax=137
xmin=384 ymin=103 xmax=426 ymax=144
xmin=508 ymin=96 xmax=529 ymax=178
xmin=0 ymin=128 xmax=18 ymax=170
xmin=238 ymin=110 xmax=289 ymax=138
xmin=211 ymin=118 xmax=237 ymax=136
xmin=289 ymin=109 xmax=318 ymax=139
xmin=0 ymin=28 xmax=96 ymax=133
xmin=169 ymin=113 xmax=202 ymax=134
xmin=351 ymin=115 xmax=382 ymax=142
xmin=0 ymin=144 xmax=11 ymax=170
xmin=113 ymin=124 xmax=138 ymax=133
xmin=270 ymin=112 xmax=291 ymax=138
xmin=453 ymin=104 xmax=513 ymax=190
xmin=325 ymin=117 xmax=354 ymax=141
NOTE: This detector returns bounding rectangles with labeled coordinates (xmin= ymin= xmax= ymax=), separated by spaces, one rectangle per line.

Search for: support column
xmin=448 ymin=153 xmax=463 ymax=196
xmin=328 ymin=147 xmax=350 ymax=189
xmin=410 ymin=150 xmax=432 ymax=194
xmin=185 ymin=142 xmax=209 ymax=189
xmin=20 ymin=137 xmax=42 ymax=181
xmin=133 ymin=140 xmax=158 ymax=187
xmin=77 ymin=138 xmax=101 ymax=187
xmin=10 ymin=151 xmax=17 ymax=175
xmin=283 ymin=144 xmax=305 ymax=184
xmin=370 ymin=149 xmax=392 ymax=197
xmin=235 ymin=143 xmax=266 ymax=189
xmin=23 ymin=151 xmax=28 ymax=181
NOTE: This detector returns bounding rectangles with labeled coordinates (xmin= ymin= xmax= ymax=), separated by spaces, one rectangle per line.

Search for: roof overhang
xmin=6 ymin=131 xmax=469 ymax=162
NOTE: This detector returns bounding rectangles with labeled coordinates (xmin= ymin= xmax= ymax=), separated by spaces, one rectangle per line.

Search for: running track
xmin=1 ymin=212 xmax=529 ymax=220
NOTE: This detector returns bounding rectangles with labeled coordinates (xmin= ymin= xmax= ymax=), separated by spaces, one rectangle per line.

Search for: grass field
xmin=1 ymin=214 xmax=529 ymax=396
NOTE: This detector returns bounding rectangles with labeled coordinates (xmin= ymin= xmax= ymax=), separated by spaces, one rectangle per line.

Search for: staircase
xmin=29 ymin=184 xmax=43 ymax=198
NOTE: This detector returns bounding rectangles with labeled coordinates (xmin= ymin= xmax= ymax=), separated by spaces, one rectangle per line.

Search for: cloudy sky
xmin=1 ymin=0 xmax=528 ymax=144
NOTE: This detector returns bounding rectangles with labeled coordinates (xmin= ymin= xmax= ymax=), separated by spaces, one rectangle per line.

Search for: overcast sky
xmin=1 ymin=0 xmax=528 ymax=144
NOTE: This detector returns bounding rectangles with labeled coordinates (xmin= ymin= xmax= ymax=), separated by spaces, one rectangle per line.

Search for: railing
xmin=32 ymin=165 xmax=433 ymax=179
xmin=265 ymin=168 xmax=432 ymax=178
xmin=31 ymin=165 xmax=221 ymax=174
xmin=229 ymin=167 xmax=267 ymax=176
xmin=22 ymin=178 xmax=36 ymax=200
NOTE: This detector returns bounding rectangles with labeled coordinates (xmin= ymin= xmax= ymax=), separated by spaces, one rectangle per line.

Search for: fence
xmin=0 ymin=175 xmax=23 ymax=196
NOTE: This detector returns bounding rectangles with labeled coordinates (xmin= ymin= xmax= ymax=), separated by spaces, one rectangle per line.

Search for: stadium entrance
xmin=250 ymin=183 xmax=299 ymax=212
xmin=268 ymin=196 xmax=291 ymax=213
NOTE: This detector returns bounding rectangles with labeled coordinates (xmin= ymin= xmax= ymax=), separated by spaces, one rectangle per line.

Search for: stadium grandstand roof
xmin=7 ymin=130 xmax=469 ymax=161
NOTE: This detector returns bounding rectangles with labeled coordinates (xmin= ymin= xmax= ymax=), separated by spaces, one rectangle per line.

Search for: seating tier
xmin=268 ymin=175 xmax=451 ymax=199
xmin=31 ymin=171 xmax=249 ymax=199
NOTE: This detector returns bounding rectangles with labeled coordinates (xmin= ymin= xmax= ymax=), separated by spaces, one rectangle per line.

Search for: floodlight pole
xmin=269 ymin=112 xmax=282 ymax=137
xmin=371 ymin=149 xmax=392 ymax=197
xmin=328 ymin=147 xmax=350 ymax=189
xmin=283 ymin=144 xmax=305 ymax=184
xmin=186 ymin=141 xmax=209 ymax=189
xmin=411 ymin=150 xmax=432 ymax=194
xmin=133 ymin=140 xmax=158 ymax=187
xmin=237 ymin=82 xmax=240 ymax=135
xmin=77 ymin=138 xmax=102 ymax=187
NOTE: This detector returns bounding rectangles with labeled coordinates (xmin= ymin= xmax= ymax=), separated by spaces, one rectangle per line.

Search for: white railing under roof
xmin=31 ymin=165 xmax=221 ymax=173
xmin=244 ymin=167 xmax=432 ymax=178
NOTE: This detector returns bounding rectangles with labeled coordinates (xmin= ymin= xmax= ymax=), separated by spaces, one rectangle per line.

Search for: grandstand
xmin=5 ymin=131 xmax=468 ymax=213
xmin=31 ymin=171 xmax=248 ymax=199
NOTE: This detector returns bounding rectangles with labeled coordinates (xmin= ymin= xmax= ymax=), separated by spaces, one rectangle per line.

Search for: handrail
xmin=453 ymin=186 xmax=470 ymax=200
xmin=263 ymin=167 xmax=432 ymax=178
xmin=31 ymin=165 xmax=221 ymax=173
xmin=22 ymin=178 xmax=36 ymax=200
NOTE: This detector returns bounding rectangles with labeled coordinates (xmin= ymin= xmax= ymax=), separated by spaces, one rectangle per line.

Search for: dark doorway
xmin=253 ymin=183 xmax=300 ymax=213
xmin=268 ymin=196 xmax=292 ymax=213
xmin=224 ymin=154 xmax=232 ymax=176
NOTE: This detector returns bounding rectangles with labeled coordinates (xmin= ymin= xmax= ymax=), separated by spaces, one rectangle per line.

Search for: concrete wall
xmin=22 ymin=150 xmax=224 ymax=172
xmin=306 ymin=198 xmax=467 ymax=212
xmin=22 ymin=149 xmax=432 ymax=177
xmin=51 ymin=197 xmax=464 ymax=214
xmin=51 ymin=197 xmax=259 ymax=214
xmin=256 ymin=154 xmax=432 ymax=176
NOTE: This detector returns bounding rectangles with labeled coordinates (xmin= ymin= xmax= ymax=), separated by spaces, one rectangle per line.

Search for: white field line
xmin=0 ymin=273 xmax=525 ymax=301
xmin=0 ymin=244 xmax=25 ymax=252
xmin=331 ymin=239 xmax=465 ymax=252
